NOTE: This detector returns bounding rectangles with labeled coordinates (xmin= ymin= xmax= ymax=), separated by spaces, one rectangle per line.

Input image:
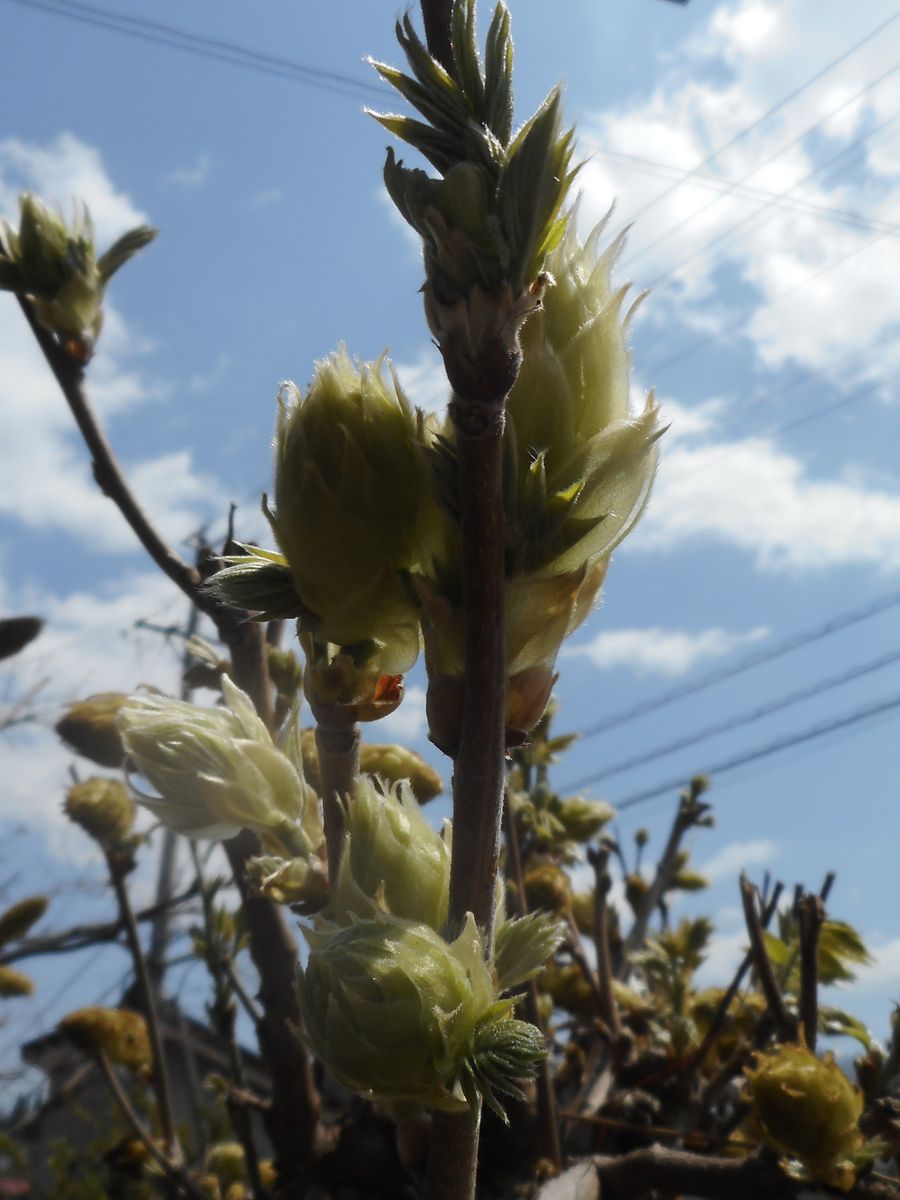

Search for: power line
xmin=608 ymin=688 xmax=900 ymax=810
xmin=621 ymin=8 xmax=900 ymax=229
xmin=565 ymin=645 xmax=900 ymax=788
xmin=592 ymin=145 xmax=900 ymax=238
xmin=573 ymin=584 xmax=900 ymax=741
xmin=2 ymin=0 xmax=387 ymax=102
xmin=625 ymin=56 xmax=900 ymax=271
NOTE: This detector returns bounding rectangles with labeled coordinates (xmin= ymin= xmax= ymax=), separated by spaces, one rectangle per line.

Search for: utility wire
xmin=607 ymin=689 xmax=900 ymax=810
xmin=621 ymin=8 xmax=900 ymax=229
xmin=625 ymin=57 xmax=900 ymax=270
xmin=592 ymin=145 xmax=900 ymax=238
xmin=3 ymin=0 xmax=387 ymax=102
xmin=565 ymin=645 xmax=900 ymax=788
xmin=574 ymin=584 xmax=900 ymax=741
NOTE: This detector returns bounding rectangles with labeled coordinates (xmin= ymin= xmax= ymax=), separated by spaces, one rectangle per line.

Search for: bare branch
xmin=740 ymin=874 xmax=797 ymax=1044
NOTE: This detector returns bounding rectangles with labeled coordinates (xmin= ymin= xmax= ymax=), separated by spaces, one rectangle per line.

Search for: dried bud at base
xmin=56 ymin=693 xmax=129 ymax=767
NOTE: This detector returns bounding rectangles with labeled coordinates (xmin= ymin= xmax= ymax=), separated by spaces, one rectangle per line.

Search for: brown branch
xmin=503 ymin=797 xmax=562 ymax=1168
xmin=589 ymin=841 xmax=624 ymax=1052
xmin=798 ymin=893 xmax=824 ymax=1052
xmin=106 ymin=850 xmax=179 ymax=1156
xmin=740 ymin=874 xmax=797 ymax=1044
xmin=689 ymin=881 xmax=784 ymax=1075
xmin=591 ymin=1145 xmax=900 ymax=1200
xmin=313 ymin=718 xmax=360 ymax=881
xmin=423 ymin=395 xmax=508 ymax=1200
xmin=0 ymin=883 xmax=200 ymax=965
xmin=96 ymin=1051 xmax=204 ymax=1199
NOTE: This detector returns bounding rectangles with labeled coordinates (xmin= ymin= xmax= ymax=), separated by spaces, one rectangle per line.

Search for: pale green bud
xmin=0 ymin=193 xmax=155 ymax=360
xmin=64 ymin=777 xmax=135 ymax=848
xmin=494 ymin=910 xmax=565 ymax=992
xmin=746 ymin=1044 xmax=863 ymax=1185
xmin=118 ymin=678 xmax=320 ymax=853
xmin=59 ymin=1006 xmax=152 ymax=1071
xmin=505 ymin=214 xmax=663 ymax=578
xmin=523 ymin=863 xmax=571 ymax=915
xmin=330 ymin=776 xmax=450 ymax=929
xmin=209 ymin=349 xmax=427 ymax=675
xmin=244 ymin=855 xmax=328 ymax=908
xmin=0 ymin=896 xmax=48 ymax=947
xmin=56 ymin=692 xmax=129 ymax=768
xmin=556 ymin=795 xmax=615 ymax=843
xmin=298 ymin=911 xmax=543 ymax=1116
xmin=206 ymin=1143 xmax=246 ymax=1187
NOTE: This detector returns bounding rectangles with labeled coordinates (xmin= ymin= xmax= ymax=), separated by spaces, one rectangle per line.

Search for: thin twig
xmin=106 ymin=851 xmax=179 ymax=1155
xmin=313 ymin=718 xmax=360 ymax=881
xmin=739 ymin=874 xmax=797 ymax=1043
xmin=797 ymin=893 xmax=824 ymax=1052
xmin=95 ymin=1051 xmax=204 ymax=1199
xmin=503 ymin=797 xmax=562 ymax=1168
xmin=589 ymin=841 xmax=624 ymax=1053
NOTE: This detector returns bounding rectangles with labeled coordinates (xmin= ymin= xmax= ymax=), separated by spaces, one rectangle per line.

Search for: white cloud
xmin=0 ymin=138 xmax=225 ymax=552
xmin=0 ymin=133 xmax=148 ymax=244
xmin=853 ymin=936 xmax=900 ymax=994
xmin=578 ymin=0 xmax=900 ymax=376
xmin=378 ymin=684 xmax=428 ymax=742
xmin=699 ymin=838 xmax=779 ymax=882
xmin=249 ymin=188 xmax=284 ymax=209
xmin=562 ymin=624 xmax=769 ymax=677
xmin=165 ymin=153 xmax=212 ymax=189
xmin=639 ymin=429 xmax=900 ymax=572
xmin=395 ymin=346 xmax=451 ymax=415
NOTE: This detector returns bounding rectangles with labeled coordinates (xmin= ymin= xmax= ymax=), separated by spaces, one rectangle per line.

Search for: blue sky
xmin=2 ymin=0 xmax=899 ymax=1088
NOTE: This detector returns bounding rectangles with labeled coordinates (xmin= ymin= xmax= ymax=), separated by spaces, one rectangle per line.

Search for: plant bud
xmin=301 ymin=640 xmax=406 ymax=726
xmin=118 ymin=678 xmax=321 ymax=855
xmin=0 ymin=966 xmax=34 ymax=998
xmin=538 ymin=962 xmax=596 ymax=1020
xmin=570 ymin=891 xmax=595 ymax=936
xmin=556 ymin=796 xmax=614 ymax=843
xmin=206 ymin=1143 xmax=246 ymax=1187
xmin=301 ymin=728 xmax=442 ymax=803
xmin=523 ymin=864 xmax=571 ymax=915
xmin=0 ymin=896 xmax=48 ymax=947
xmin=59 ymin=1007 xmax=152 ymax=1070
xmin=298 ymin=912 xmax=542 ymax=1117
xmin=56 ymin=693 xmax=129 ymax=767
xmin=64 ymin=777 xmax=135 ymax=848
xmin=266 ymin=646 xmax=302 ymax=699
xmin=330 ymin=776 xmax=450 ymax=929
xmin=746 ymin=1044 xmax=863 ymax=1184
xmin=0 ymin=193 xmax=155 ymax=359
xmin=244 ymin=855 xmax=328 ymax=908
xmin=0 ymin=616 xmax=43 ymax=660
xmin=494 ymin=910 xmax=566 ymax=992
xmin=210 ymin=349 xmax=428 ymax=677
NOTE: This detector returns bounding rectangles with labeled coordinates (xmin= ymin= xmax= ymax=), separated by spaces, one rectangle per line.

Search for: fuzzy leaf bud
xmin=56 ymin=693 xmax=129 ymax=767
xmin=59 ymin=1006 xmax=152 ymax=1071
xmin=64 ymin=777 xmax=135 ymax=848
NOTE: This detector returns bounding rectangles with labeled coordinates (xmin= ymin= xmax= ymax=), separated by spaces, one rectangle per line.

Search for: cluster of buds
xmin=296 ymin=776 xmax=562 ymax=1116
xmin=59 ymin=1006 xmax=152 ymax=1072
xmin=0 ymin=193 xmax=155 ymax=360
xmin=118 ymin=678 xmax=323 ymax=870
xmin=371 ymin=0 xmax=576 ymax=400
xmin=417 ymin=216 xmax=662 ymax=751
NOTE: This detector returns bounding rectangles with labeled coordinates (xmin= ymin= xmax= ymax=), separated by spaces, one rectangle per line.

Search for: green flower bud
xmin=371 ymin=5 xmax=576 ymax=397
xmin=206 ymin=1143 xmax=246 ymax=1187
xmin=494 ymin=910 xmax=565 ymax=992
xmin=523 ymin=863 xmax=571 ymax=915
xmin=330 ymin=776 xmax=450 ymax=929
xmin=0 ymin=966 xmax=34 ymax=998
xmin=56 ymin=693 xmax=129 ymax=768
xmin=0 ymin=896 xmax=48 ymax=947
xmin=504 ymin=214 xmax=662 ymax=578
xmin=0 ymin=193 xmax=155 ymax=360
xmin=298 ymin=911 xmax=543 ymax=1116
xmin=0 ymin=615 xmax=43 ymax=660
xmin=556 ymin=796 xmax=615 ymax=843
xmin=209 ymin=349 xmax=428 ymax=676
xmin=746 ymin=1044 xmax=863 ymax=1184
xmin=59 ymin=1006 xmax=152 ymax=1071
xmin=64 ymin=777 xmax=135 ymax=848
xmin=538 ymin=962 xmax=596 ymax=1020
xmin=118 ymin=678 xmax=321 ymax=854
xmin=244 ymin=855 xmax=328 ymax=908
xmin=570 ymin=891 xmax=595 ymax=937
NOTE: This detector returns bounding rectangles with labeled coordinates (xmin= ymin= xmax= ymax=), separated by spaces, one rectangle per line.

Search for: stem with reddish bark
xmin=424 ymin=398 xmax=508 ymax=1200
